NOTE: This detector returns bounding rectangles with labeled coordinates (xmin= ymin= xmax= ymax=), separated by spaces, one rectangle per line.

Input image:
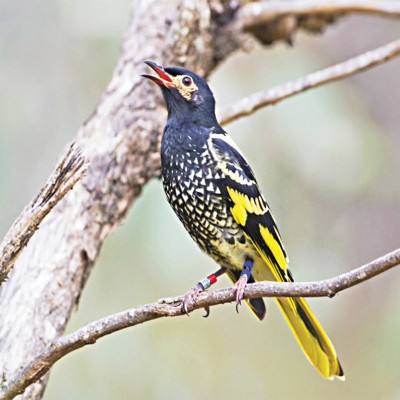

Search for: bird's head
xmin=142 ymin=61 xmax=217 ymax=125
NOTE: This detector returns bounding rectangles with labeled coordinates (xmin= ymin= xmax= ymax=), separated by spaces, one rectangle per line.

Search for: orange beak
xmin=142 ymin=60 xmax=174 ymax=88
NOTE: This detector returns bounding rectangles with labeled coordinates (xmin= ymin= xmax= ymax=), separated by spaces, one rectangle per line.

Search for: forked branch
xmin=1 ymin=247 xmax=399 ymax=400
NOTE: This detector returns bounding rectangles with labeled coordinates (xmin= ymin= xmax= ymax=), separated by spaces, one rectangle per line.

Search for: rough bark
xmin=0 ymin=1 xmax=249 ymax=398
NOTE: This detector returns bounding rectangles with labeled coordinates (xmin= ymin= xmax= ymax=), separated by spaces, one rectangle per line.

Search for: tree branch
xmin=0 ymin=143 xmax=87 ymax=283
xmin=240 ymin=0 xmax=400 ymax=29
xmin=235 ymin=0 xmax=400 ymax=47
xmin=218 ymin=38 xmax=400 ymax=125
xmin=2 ymin=247 xmax=399 ymax=400
xmin=0 ymin=2 xmax=252 ymax=398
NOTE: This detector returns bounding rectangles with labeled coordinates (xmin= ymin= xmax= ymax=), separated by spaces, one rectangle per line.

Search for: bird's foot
xmin=232 ymin=274 xmax=248 ymax=313
xmin=182 ymin=283 xmax=204 ymax=315
xmin=232 ymin=259 xmax=253 ymax=313
xmin=181 ymin=269 xmax=226 ymax=316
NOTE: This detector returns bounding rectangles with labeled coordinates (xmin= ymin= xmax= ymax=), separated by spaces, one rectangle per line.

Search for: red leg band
xmin=207 ymin=273 xmax=217 ymax=285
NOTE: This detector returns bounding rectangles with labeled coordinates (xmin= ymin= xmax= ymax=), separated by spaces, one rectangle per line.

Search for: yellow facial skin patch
xmin=172 ymin=75 xmax=198 ymax=100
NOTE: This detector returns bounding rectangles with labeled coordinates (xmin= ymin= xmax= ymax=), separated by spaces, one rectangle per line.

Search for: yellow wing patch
xmin=259 ymin=224 xmax=288 ymax=273
xmin=251 ymin=224 xmax=295 ymax=311
xmin=231 ymin=203 xmax=248 ymax=226
xmin=227 ymin=187 xmax=268 ymax=226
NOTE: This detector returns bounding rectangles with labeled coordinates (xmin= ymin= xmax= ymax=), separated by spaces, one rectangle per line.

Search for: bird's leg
xmin=182 ymin=267 xmax=226 ymax=315
xmin=233 ymin=259 xmax=253 ymax=312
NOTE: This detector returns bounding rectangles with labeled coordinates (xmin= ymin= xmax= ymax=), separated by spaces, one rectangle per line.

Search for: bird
xmin=142 ymin=60 xmax=344 ymax=380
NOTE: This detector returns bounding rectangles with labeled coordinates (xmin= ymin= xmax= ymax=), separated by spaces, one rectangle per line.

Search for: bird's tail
xmin=275 ymin=296 xmax=344 ymax=380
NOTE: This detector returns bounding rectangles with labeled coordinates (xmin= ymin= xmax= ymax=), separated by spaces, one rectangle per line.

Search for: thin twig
xmin=218 ymin=38 xmax=400 ymax=125
xmin=0 ymin=143 xmax=87 ymax=283
xmin=239 ymin=0 xmax=400 ymax=29
xmin=2 ymin=247 xmax=399 ymax=400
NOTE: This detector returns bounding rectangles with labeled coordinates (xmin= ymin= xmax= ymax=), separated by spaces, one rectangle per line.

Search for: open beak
xmin=142 ymin=60 xmax=174 ymax=88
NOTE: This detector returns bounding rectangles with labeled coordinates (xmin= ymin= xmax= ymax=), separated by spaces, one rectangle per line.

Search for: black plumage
xmin=142 ymin=61 xmax=344 ymax=380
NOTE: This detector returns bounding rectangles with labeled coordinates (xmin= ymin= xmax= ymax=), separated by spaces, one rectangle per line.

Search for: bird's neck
xmin=161 ymin=118 xmax=224 ymax=159
xmin=166 ymin=101 xmax=219 ymax=128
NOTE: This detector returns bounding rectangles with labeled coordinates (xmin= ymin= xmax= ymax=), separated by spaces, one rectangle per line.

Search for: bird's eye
xmin=182 ymin=76 xmax=192 ymax=87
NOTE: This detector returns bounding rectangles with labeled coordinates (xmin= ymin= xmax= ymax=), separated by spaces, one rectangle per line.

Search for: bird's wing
xmin=208 ymin=132 xmax=292 ymax=285
xmin=208 ymin=133 xmax=345 ymax=379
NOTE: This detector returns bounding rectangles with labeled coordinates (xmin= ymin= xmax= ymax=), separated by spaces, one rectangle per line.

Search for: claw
xmin=235 ymin=302 xmax=241 ymax=314
xmin=203 ymin=306 xmax=210 ymax=318
xmin=182 ymin=283 xmax=204 ymax=314
xmin=232 ymin=274 xmax=248 ymax=313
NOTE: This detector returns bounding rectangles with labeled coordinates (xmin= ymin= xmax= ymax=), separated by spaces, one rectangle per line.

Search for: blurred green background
xmin=1 ymin=1 xmax=400 ymax=399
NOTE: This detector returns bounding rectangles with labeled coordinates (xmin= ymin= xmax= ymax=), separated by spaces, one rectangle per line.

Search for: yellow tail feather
xmin=275 ymin=296 xmax=344 ymax=380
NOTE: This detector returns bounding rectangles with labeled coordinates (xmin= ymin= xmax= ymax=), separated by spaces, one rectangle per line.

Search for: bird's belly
xmin=211 ymin=235 xmax=275 ymax=281
xmin=210 ymin=235 xmax=254 ymax=268
xmin=162 ymin=165 xmax=275 ymax=281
